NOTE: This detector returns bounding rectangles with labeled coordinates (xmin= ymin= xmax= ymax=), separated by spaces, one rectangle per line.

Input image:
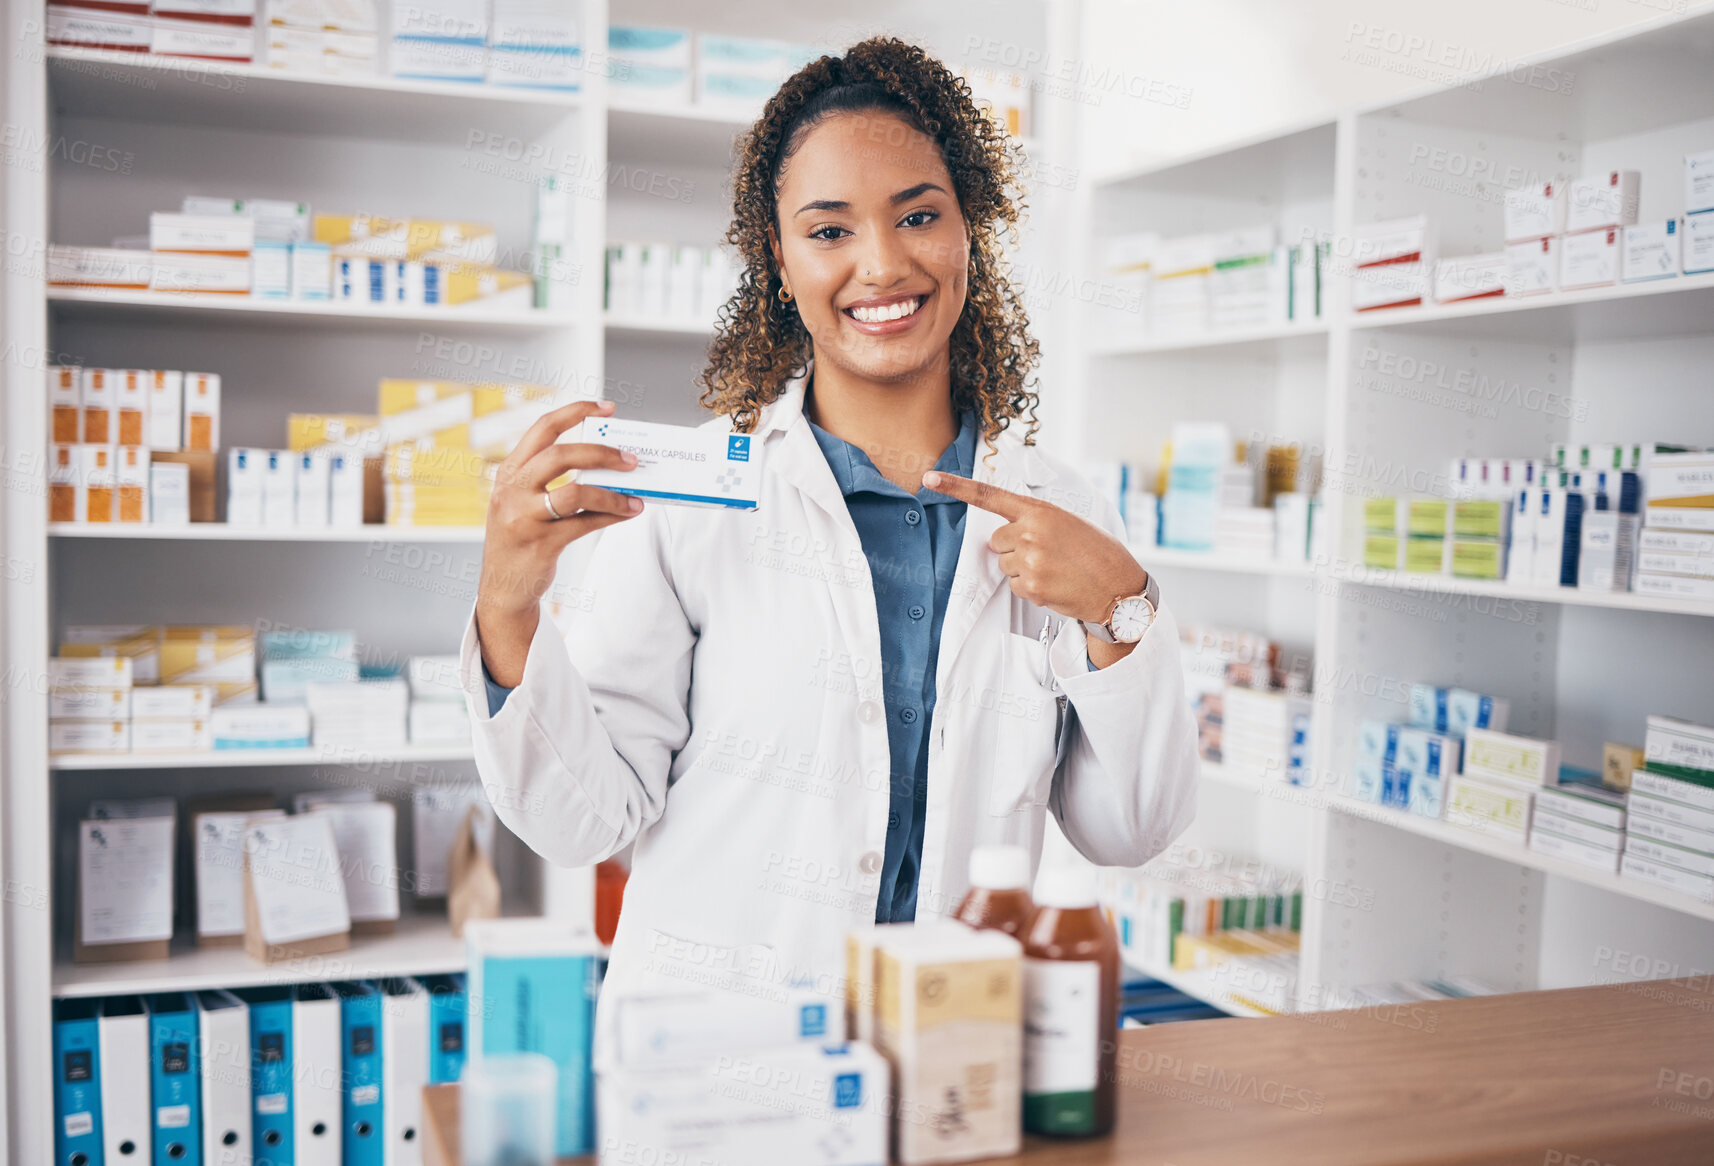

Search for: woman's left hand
xmin=923 ymin=471 xmax=1148 ymax=626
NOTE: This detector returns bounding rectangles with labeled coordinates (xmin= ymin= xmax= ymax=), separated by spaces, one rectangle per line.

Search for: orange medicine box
xmin=114 ymin=370 xmax=148 ymax=447
xmin=185 ymin=372 xmax=220 ymax=450
xmin=80 ymin=369 xmax=116 ymax=444
xmin=50 ymin=366 xmax=82 ymax=444
xmin=49 ymin=444 xmax=78 ymax=522
xmin=116 ymin=446 xmax=149 ymax=523
xmin=78 ymin=445 xmax=116 ymax=522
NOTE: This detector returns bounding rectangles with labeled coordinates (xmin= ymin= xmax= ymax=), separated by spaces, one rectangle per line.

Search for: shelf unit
xmin=1073 ymin=8 xmax=1714 ymax=1019
xmin=4 ymin=1 xmax=1076 ymax=1156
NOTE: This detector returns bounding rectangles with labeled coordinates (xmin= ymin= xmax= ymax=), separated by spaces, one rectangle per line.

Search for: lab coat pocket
xmin=984 ymin=632 xmax=1062 ymax=819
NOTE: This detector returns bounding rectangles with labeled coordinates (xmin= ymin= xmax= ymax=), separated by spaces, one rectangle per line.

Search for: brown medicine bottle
xmin=1021 ymin=864 xmax=1119 ymax=1138
xmin=954 ymin=845 xmax=1037 ymax=939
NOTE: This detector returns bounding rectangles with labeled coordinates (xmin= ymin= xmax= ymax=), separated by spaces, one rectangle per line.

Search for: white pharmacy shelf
xmin=1328 ymin=797 xmax=1714 ymax=925
xmin=1339 ymin=566 xmax=1714 ymax=620
xmin=49 ymin=522 xmax=484 ymax=543
xmin=51 ymin=744 xmax=475 ymax=771
xmin=47 ymin=288 xmax=577 ymax=332
xmin=1091 ymin=320 xmax=1330 ymax=358
xmin=604 ymin=312 xmax=718 ymax=339
xmin=53 ymin=912 xmax=467 ymax=998
xmin=46 ymin=47 xmax=581 ymax=142
xmin=1343 ymin=272 xmax=1714 ymax=343
xmin=1133 ymin=545 xmax=1319 ymax=580
xmin=1123 ymin=955 xmax=1278 ymax=1019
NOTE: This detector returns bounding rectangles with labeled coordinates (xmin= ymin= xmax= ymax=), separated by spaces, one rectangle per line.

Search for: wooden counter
xmin=425 ymin=980 xmax=1714 ymax=1165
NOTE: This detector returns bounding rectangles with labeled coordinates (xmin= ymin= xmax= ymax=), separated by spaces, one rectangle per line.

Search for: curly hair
xmin=698 ymin=36 xmax=1041 ymax=446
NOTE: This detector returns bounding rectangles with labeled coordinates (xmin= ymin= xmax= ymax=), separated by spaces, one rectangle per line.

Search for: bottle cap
xmin=1033 ymin=862 xmax=1098 ymax=909
xmin=968 ymin=845 xmax=1031 ymax=891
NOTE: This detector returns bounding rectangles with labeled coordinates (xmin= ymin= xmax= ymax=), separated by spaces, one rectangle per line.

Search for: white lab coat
xmin=460 ymin=375 xmax=1197 ymax=1019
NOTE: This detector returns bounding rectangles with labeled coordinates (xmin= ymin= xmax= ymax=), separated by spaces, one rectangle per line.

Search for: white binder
xmin=381 ymin=978 xmax=430 ymax=1166
xmin=293 ymin=983 xmax=344 ymax=1162
xmin=197 ymin=989 xmax=252 ymax=1165
xmin=99 ymin=996 xmax=154 ymax=1166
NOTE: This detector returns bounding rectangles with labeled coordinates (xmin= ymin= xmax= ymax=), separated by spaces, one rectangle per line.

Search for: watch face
xmin=1109 ymin=596 xmax=1154 ymax=643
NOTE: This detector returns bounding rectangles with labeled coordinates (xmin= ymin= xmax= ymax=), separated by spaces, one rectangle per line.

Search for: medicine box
xmin=608 ymin=987 xmax=842 ymax=1071
xmin=1432 ymin=252 xmax=1505 ymax=303
xmin=49 ymin=687 xmax=131 ymax=720
xmin=132 ymin=718 xmax=213 ymax=752
xmin=46 ymin=245 xmax=151 ymax=289
xmin=227 ymin=448 xmax=265 ymax=525
xmin=1622 ymin=220 xmax=1681 ymax=283
xmin=607 ymin=26 xmax=692 ymax=106
xmin=1446 ymin=775 xmax=1532 ymax=840
xmin=1565 ymin=170 xmax=1640 ymax=234
xmin=184 ymin=372 xmax=220 ymax=450
xmin=1644 ymin=716 xmax=1714 ymax=777
xmin=132 ymin=685 xmax=215 ymax=720
xmin=1685 ymin=211 xmax=1714 ymax=275
xmin=466 ymin=919 xmax=600 ymax=1157
xmin=1463 ymin=728 xmax=1560 ymax=788
xmin=873 ymin=923 xmax=1022 ymax=1164
xmin=50 ymin=720 xmax=131 ymax=754
xmin=1447 ymin=689 xmax=1510 ymax=737
xmin=1504 ymin=236 xmax=1557 ymax=296
xmin=151 ymin=462 xmax=190 ymax=524
xmin=260 ymin=450 xmax=296 ymax=527
xmin=1689 ymin=149 xmax=1714 ymax=217
xmin=1558 ymin=228 xmax=1620 ymax=290
xmin=50 ymin=656 xmax=134 ymax=689
xmin=81 ymin=369 xmax=115 ymax=444
xmin=251 ymin=240 xmax=291 ymax=298
xmin=149 ymin=212 xmax=255 ymax=255
xmin=115 ymin=445 xmax=148 ymax=523
xmin=294 ymin=452 xmax=330 ymax=526
xmin=144 ymin=370 xmax=183 ymax=450
xmin=597 ymin=1042 xmax=886 ymax=1166
xmin=210 ymin=702 xmax=310 ymax=748
xmin=151 ymin=253 xmax=251 ymax=294
xmin=152 ymin=16 xmax=256 ymax=61
xmin=291 ymin=241 xmax=333 ymax=299
xmin=46 ymin=6 xmax=154 ymax=50
xmin=1503 ymin=181 xmax=1566 ymax=243
xmin=113 ymin=370 xmax=146 ymax=446
xmin=78 ymin=445 xmax=115 ymax=523
xmin=574 ymin=416 xmax=762 ymax=510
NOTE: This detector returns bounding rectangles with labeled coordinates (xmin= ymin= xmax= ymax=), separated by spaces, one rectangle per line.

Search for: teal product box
xmin=466 ymin=920 xmax=600 ymax=1157
xmin=1399 ymin=729 xmax=1462 ymax=819
xmin=1409 ymin=685 xmax=1450 ymax=733
xmin=1354 ymin=720 xmax=1401 ymax=803
xmin=1447 ymin=689 xmax=1510 ymax=737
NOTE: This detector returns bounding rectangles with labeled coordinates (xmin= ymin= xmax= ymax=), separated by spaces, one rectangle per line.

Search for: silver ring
xmin=543 ymin=491 xmax=564 ymax=521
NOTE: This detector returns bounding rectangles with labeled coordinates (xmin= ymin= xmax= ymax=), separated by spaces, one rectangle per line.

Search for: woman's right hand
xmin=475 ymin=398 xmax=641 ymax=686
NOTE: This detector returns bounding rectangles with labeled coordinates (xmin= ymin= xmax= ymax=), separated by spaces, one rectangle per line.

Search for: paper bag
xmin=447 ymin=806 xmax=500 ymax=939
xmin=243 ymin=813 xmax=351 ymax=964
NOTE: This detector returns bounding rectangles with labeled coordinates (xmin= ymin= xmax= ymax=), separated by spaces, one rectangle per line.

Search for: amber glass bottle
xmin=954 ymin=845 xmax=1037 ymax=939
xmin=1021 ymin=864 xmax=1119 ymax=1138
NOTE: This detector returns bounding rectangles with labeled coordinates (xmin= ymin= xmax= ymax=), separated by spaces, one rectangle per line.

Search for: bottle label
xmin=1023 ymin=957 xmax=1100 ymax=1134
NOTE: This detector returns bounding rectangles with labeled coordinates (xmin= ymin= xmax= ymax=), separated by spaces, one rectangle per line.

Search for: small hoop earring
xmin=778 ymin=285 xmax=793 ymax=304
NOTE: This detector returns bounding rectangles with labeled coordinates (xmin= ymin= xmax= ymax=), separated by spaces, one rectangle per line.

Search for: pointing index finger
xmin=922 ymin=471 xmax=1032 ymax=520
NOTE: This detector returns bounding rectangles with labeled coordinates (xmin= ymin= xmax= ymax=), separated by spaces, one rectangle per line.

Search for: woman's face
xmin=772 ymin=110 xmax=970 ymax=385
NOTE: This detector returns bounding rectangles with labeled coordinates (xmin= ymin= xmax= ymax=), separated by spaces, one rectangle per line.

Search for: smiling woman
xmin=465 ymin=34 xmax=1197 ymax=1039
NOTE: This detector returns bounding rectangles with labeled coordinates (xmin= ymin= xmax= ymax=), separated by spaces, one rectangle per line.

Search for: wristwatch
xmin=1084 ymin=572 xmax=1161 ymax=644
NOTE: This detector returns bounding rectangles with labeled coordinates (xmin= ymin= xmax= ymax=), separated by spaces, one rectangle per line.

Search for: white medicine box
xmin=1687 ymin=149 xmax=1714 ymax=217
xmin=1504 ymin=236 xmax=1558 ymax=297
xmin=1565 ymin=170 xmax=1641 ymax=234
xmin=1503 ymin=181 xmax=1566 ymax=243
xmin=1686 ymin=212 xmax=1714 ymax=276
xmin=261 ymin=449 xmax=296 ymax=527
xmin=1622 ymin=220 xmax=1681 ymax=283
xmin=1559 ymin=228 xmax=1620 ymax=290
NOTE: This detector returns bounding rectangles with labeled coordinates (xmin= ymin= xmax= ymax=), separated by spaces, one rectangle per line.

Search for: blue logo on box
xmin=833 ymin=1072 xmax=863 ymax=1109
xmin=727 ymin=435 xmax=750 ymax=462
xmin=799 ymin=1003 xmax=826 ymax=1037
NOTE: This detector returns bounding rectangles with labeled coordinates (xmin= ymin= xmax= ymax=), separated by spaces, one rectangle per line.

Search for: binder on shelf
xmin=196 ymin=990 xmax=251 ymax=1166
xmin=379 ymin=978 xmax=429 ymax=1166
xmin=334 ymin=981 xmax=385 ymax=1166
xmin=98 ymin=996 xmax=153 ymax=1166
xmin=421 ymin=973 xmax=467 ymax=1085
xmin=147 ymin=992 xmax=203 ymax=1166
xmin=234 ymin=987 xmax=293 ymax=1165
xmin=53 ymin=998 xmax=105 ymax=1166
xmin=293 ymin=983 xmax=343 ymax=1163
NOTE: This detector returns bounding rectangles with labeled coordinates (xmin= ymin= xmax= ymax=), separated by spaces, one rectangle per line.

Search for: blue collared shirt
xmin=809 ymin=412 xmax=977 ymax=924
xmin=484 ymin=410 xmax=980 ymax=925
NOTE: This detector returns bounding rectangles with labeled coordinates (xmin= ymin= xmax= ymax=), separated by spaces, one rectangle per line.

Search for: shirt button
xmin=900 ymin=707 xmax=918 ymax=724
xmin=859 ymin=851 xmax=882 ymax=875
xmin=904 ymin=509 xmax=922 ymax=526
xmin=908 ymin=604 xmax=925 ymax=620
xmin=858 ymin=701 xmax=882 ymax=724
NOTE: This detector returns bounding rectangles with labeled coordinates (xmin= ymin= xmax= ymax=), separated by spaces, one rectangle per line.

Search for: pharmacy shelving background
xmin=1070 ymin=11 xmax=1714 ymax=1013
xmin=0 ymin=0 xmax=1076 ymax=1159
